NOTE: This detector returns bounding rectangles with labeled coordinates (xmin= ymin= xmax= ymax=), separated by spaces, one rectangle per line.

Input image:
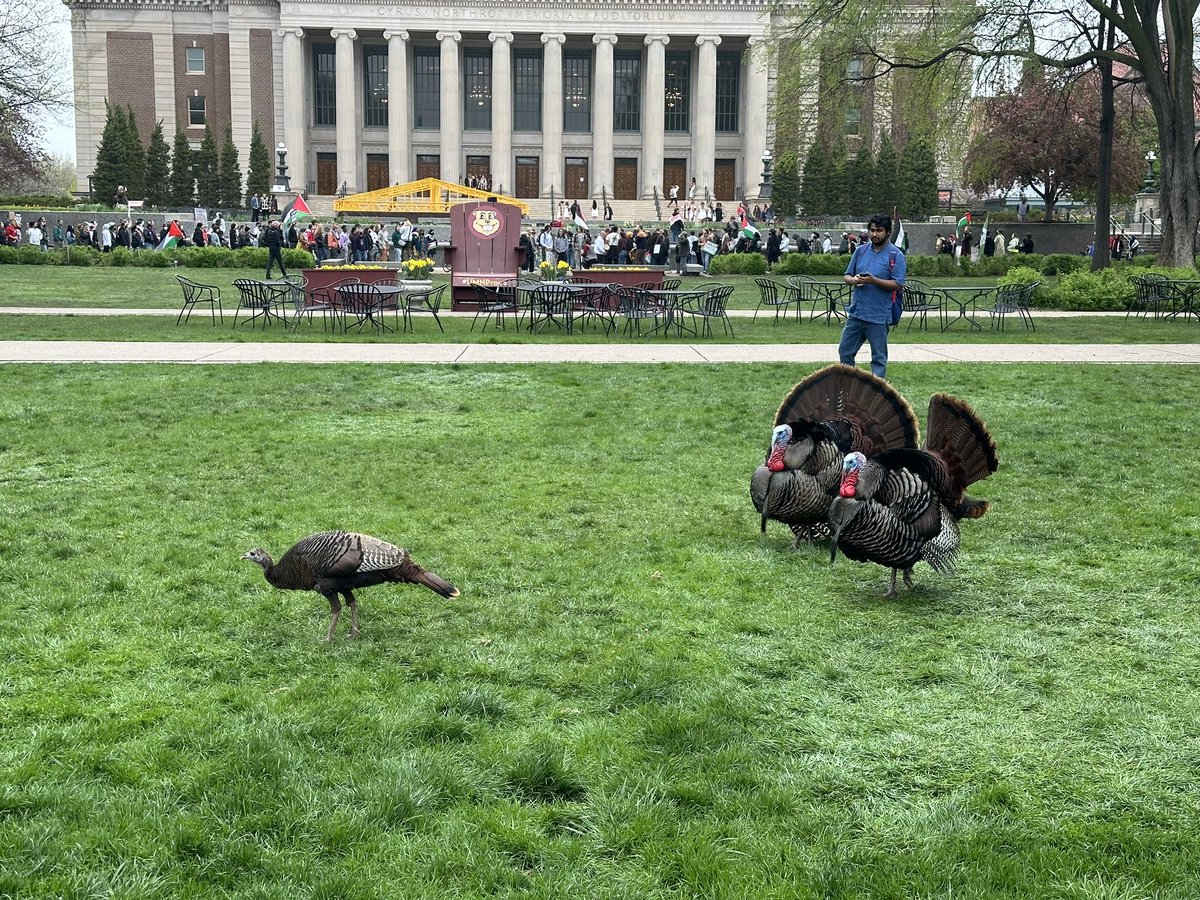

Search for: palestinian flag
xmin=892 ymin=207 xmax=908 ymax=253
xmin=280 ymin=193 xmax=313 ymax=232
xmin=740 ymin=212 xmax=759 ymax=240
xmin=956 ymin=211 xmax=972 ymax=238
xmin=155 ymin=220 xmax=185 ymax=251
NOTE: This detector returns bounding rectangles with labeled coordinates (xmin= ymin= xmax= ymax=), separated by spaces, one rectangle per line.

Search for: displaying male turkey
xmin=750 ymin=364 xmax=920 ymax=544
xmin=241 ymin=530 xmax=460 ymax=641
xmin=829 ymin=392 xmax=999 ymax=597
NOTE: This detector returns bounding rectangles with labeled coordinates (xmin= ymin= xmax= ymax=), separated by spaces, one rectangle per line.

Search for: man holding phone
xmin=838 ymin=213 xmax=905 ymax=379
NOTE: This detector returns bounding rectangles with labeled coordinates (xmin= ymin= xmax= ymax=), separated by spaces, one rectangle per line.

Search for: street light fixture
xmin=758 ymin=151 xmax=774 ymax=200
xmin=1144 ymin=150 xmax=1157 ymax=190
xmin=272 ymin=142 xmax=291 ymax=193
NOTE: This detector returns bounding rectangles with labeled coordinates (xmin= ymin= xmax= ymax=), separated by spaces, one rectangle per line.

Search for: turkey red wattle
xmin=839 ymin=469 xmax=859 ymax=498
xmin=766 ymin=424 xmax=792 ymax=473
xmin=839 ymin=451 xmax=866 ymax=498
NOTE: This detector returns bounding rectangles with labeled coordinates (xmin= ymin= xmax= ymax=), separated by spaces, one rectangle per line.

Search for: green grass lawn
xmin=2 ymin=362 xmax=1199 ymax=897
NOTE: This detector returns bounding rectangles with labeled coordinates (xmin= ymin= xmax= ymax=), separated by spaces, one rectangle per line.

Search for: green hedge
xmin=709 ymin=252 xmax=767 ymax=276
xmin=0 ymin=244 xmax=316 ymax=270
xmin=997 ymin=263 xmax=1198 ymax=311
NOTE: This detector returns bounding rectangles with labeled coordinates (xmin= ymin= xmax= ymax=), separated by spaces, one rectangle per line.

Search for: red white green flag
xmin=155 ymin=220 xmax=185 ymax=251
xmin=956 ymin=212 xmax=972 ymax=238
xmin=280 ymin=193 xmax=313 ymax=232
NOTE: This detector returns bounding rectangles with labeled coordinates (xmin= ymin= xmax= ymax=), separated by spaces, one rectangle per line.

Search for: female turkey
xmin=829 ymin=392 xmax=998 ymax=597
xmin=750 ymin=364 xmax=920 ymax=544
xmin=241 ymin=530 xmax=460 ymax=641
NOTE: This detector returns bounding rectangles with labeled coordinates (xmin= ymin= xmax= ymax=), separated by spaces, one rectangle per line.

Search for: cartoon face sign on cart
xmin=448 ymin=201 xmax=524 ymax=308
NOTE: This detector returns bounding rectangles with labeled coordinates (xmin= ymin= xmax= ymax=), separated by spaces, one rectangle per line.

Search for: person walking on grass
xmin=263 ymin=220 xmax=287 ymax=278
xmin=838 ymin=213 xmax=905 ymax=379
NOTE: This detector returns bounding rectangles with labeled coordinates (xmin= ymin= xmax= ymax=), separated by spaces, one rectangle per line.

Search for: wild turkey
xmin=750 ymin=364 xmax=920 ymax=544
xmin=828 ymin=392 xmax=999 ymax=597
xmin=241 ymin=530 xmax=460 ymax=641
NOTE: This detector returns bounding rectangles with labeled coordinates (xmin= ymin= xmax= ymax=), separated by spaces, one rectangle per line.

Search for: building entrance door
xmin=317 ymin=153 xmax=338 ymax=195
xmin=663 ymin=159 xmax=687 ymax=202
xmin=416 ymin=155 xmax=440 ymax=180
xmin=564 ymin=158 xmax=589 ymax=201
xmin=366 ymin=154 xmax=389 ymax=191
xmin=515 ymin=157 xmax=540 ymax=198
xmin=714 ymin=159 xmax=735 ymax=201
xmin=614 ymin=159 xmax=638 ymax=200
xmin=466 ymin=156 xmax=490 ymax=187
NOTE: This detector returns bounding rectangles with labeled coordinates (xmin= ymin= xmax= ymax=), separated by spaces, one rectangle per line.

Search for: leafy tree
xmin=897 ymin=137 xmax=938 ymax=218
xmin=770 ymin=0 xmax=1200 ymax=265
xmin=799 ymin=140 xmax=830 ymax=215
xmin=121 ymin=106 xmax=146 ymax=201
xmin=90 ymin=102 xmax=126 ymax=205
xmin=218 ymin=124 xmax=243 ymax=208
xmin=246 ymin=121 xmax=272 ymax=200
xmin=144 ymin=122 xmax=171 ymax=208
xmin=873 ymin=135 xmax=898 ymax=217
xmin=195 ymin=125 xmax=220 ymax=208
xmin=169 ymin=128 xmax=195 ymax=207
xmin=0 ymin=0 xmax=69 ymax=183
xmin=849 ymin=142 xmax=875 ymax=215
xmin=962 ymin=68 xmax=1144 ymax=221
xmin=0 ymin=152 xmax=74 ymax=196
xmin=771 ymin=153 xmax=802 ymax=218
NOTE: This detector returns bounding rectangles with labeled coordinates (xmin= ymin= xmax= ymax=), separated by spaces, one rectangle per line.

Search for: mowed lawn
xmin=2 ymin=362 xmax=1199 ymax=898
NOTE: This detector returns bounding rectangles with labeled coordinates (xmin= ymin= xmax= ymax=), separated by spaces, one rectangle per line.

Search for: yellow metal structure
xmin=333 ymin=178 xmax=530 ymax=217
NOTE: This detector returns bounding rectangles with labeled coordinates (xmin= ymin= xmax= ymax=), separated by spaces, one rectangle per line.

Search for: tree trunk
xmin=1091 ymin=14 xmax=1116 ymax=272
xmin=1147 ymin=0 xmax=1199 ymax=267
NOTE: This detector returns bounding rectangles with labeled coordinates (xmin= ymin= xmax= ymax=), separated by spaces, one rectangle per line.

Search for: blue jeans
xmin=838 ymin=316 xmax=890 ymax=378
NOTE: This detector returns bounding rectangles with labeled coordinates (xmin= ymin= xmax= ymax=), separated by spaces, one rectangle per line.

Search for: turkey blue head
xmin=766 ymin=424 xmax=792 ymax=472
xmin=839 ymin=451 xmax=867 ymax=498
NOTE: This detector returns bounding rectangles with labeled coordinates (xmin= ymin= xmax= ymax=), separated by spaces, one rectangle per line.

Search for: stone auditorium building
xmin=66 ymin=0 xmax=816 ymax=205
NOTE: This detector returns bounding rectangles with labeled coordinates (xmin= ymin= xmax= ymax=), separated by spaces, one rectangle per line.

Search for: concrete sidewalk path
xmin=2 ymin=341 xmax=1198 ymax=364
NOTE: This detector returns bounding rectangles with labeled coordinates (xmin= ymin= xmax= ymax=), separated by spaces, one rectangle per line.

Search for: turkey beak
xmin=240 ymin=551 xmax=254 ymax=561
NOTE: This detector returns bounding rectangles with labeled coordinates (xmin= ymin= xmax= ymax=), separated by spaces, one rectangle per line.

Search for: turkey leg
xmin=324 ymin=592 xmax=342 ymax=642
xmin=346 ymin=591 xmax=360 ymax=639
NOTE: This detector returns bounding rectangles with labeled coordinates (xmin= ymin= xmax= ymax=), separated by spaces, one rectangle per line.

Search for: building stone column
xmin=228 ymin=28 xmax=252 ymax=195
xmin=692 ymin=36 xmax=721 ymax=203
xmin=280 ymin=28 xmax=307 ymax=193
xmin=642 ymin=35 xmax=669 ymax=199
xmin=540 ymin=33 xmax=565 ymax=197
xmin=744 ymin=36 xmax=770 ymax=201
xmin=591 ymin=34 xmax=617 ymax=199
xmin=152 ymin=32 xmax=177 ymax=144
xmin=489 ymin=32 xmax=514 ymax=195
xmin=384 ymin=30 xmax=410 ymax=185
xmin=331 ymin=28 xmax=358 ymax=194
xmin=437 ymin=31 xmax=462 ymax=183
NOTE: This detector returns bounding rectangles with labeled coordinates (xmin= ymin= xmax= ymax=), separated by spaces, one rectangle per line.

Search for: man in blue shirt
xmin=838 ymin=213 xmax=906 ymax=379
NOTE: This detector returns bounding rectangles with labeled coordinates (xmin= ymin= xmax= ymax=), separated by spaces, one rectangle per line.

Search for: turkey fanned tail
xmin=829 ymin=392 xmax=998 ymax=596
xmin=752 ymin=365 xmax=920 ymax=543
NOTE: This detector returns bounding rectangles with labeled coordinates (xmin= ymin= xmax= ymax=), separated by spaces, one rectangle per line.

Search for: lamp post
xmin=1143 ymin=150 xmax=1157 ymax=191
xmin=758 ymin=151 xmax=774 ymax=200
xmin=272 ymin=142 xmax=291 ymax=193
